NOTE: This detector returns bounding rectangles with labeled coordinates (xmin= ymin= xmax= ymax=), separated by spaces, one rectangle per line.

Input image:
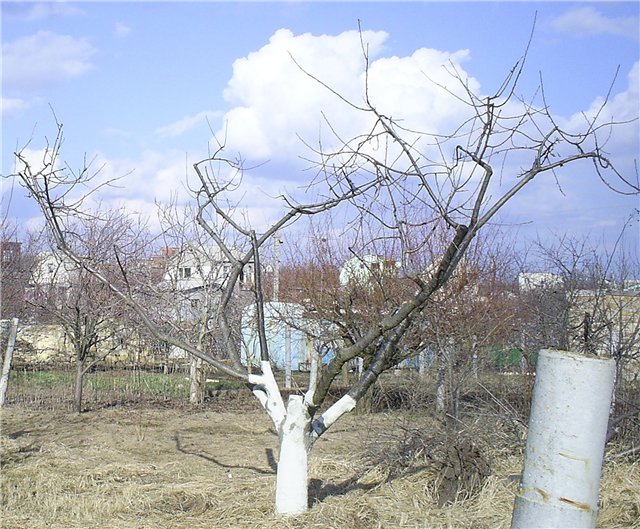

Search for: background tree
xmin=0 ymin=220 xmax=36 ymax=320
xmin=0 ymin=220 xmax=37 ymax=409
xmin=152 ymin=203 xmax=252 ymax=404
xmin=522 ymin=222 xmax=640 ymax=443
xmin=12 ymin=34 xmax=638 ymax=514
xmin=420 ymin=236 xmax=520 ymax=419
xmin=27 ymin=211 xmax=151 ymax=413
xmin=276 ymin=221 xmax=520 ymax=419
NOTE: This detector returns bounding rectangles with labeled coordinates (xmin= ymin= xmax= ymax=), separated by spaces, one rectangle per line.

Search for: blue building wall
xmin=241 ymin=302 xmax=317 ymax=370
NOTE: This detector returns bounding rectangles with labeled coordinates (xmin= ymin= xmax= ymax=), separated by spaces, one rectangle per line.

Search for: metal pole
xmin=273 ymin=233 xmax=281 ymax=302
xmin=284 ymin=325 xmax=292 ymax=390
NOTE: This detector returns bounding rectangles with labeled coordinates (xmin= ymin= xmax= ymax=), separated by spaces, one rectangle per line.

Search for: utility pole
xmin=285 ymin=325 xmax=292 ymax=390
xmin=274 ymin=233 xmax=281 ymax=302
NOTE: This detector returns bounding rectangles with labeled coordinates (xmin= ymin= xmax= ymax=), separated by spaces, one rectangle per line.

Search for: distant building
xmin=623 ymin=279 xmax=640 ymax=294
xmin=0 ymin=240 xmax=21 ymax=265
xmin=518 ymin=272 xmax=563 ymax=292
xmin=568 ymin=289 xmax=640 ymax=380
xmin=26 ymin=252 xmax=79 ymax=305
xmin=339 ymin=254 xmax=399 ymax=286
xmin=160 ymin=245 xmax=253 ymax=322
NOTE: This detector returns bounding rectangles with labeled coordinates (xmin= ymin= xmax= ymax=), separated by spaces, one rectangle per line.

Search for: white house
xmin=518 ymin=272 xmax=564 ymax=292
xmin=26 ymin=252 xmax=79 ymax=306
xmin=30 ymin=252 xmax=78 ymax=287
xmin=161 ymin=245 xmax=253 ymax=322
xmin=339 ymin=254 xmax=399 ymax=286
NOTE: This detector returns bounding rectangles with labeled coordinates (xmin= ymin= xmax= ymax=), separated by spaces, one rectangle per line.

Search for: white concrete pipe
xmin=511 ymin=349 xmax=615 ymax=529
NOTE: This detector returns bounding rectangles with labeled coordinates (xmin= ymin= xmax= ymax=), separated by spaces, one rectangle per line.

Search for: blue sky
xmin=2 ymin=1 xmax=639 ymax=255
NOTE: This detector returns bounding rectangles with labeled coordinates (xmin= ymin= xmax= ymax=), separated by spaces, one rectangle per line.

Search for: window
xmin=179 ymin=267 xmax=192 ymax=279
xmin=190 ymin=298 xmax=200 ymax=309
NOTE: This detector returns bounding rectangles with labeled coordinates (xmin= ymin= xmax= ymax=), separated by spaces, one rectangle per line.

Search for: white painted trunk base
xmin=251 ymin=362 xmax=358 ymax=515
xmin=275 ymin=395 xmax=309 ymax=515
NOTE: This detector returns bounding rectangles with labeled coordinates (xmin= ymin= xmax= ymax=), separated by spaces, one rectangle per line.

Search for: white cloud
xmin=155 ymin=111 xmax=222 ymax=138
xmin=562 ymin=61 xmax=639 ymax=148
xmin=3 ymin=31 xmax=96 ymax=91
xmin=76 ymin=146 xmax=300 ymax=233
xmin=87 ymin=149 xmax=192 ymax=205
xmin=220 ymin=28 xmax=385 ymax=159
xmin=214 ymin=27 xmax=506 ymax=229
xmin=2 ymin=2 xmax=83 ymax=21
xmin=1 ymin=97 xmax=31 ymax=118
xmin=551 ymin=7 xmax=639 ymax=40
xmin=114 ymin=22 xmax=132 ymax=38
xmin=366 ymin=47 xmax=477 ymax=134
xmin=13 ymin=147 xmax=62 ymax=176
xmin=218 ymin=28 xmax=479 ymax=169
xmin=11 ymin=138 xmax=269 ymax=232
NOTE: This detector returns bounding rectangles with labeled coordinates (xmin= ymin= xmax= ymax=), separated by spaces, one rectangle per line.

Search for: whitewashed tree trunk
xmin=248 ymin=358 xmax=359 ymax=515
xmin=249 ymin=362 xmax=307 ymax=514
xmin=436 ymin=362 xmax=446 ymax=414
xmin=471 ymin=337 xmax=479 ymax=379
xmin=0 ymin=318 xmax=19 ymax=408
xmin=356 ymin=357 xmax=363 ymax=378
xmin=189 ymin=356 xmax=205 ymax=404
xmin=275 ymin=395 xmax=310 ymax=515
xmin=418 ymin=350 xmax=426 ymax=376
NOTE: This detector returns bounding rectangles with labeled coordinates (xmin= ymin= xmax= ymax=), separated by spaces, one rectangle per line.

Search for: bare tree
xmin=0 ymin=318 xmax=19 ymax=407
xmin=0 ymin=222 xmax=37 ymax=407
xmin=11 ymin=34 xmax=638 ymax=513
xmin=525 ymin=222 xmax=640 ymax=443
xmin=26 ymin=211 xmax=151 ymax=412
xmin=423 ymin=244 xmax=519 ymax=419
xmin=0 ymin=221 xmax=36 ymax=320
xmin=152 ymin=203 xmax=252 ymax=403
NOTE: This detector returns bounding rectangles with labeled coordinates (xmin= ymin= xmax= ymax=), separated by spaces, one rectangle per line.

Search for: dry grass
xmin=1 ymin=404 xmax=638 ymax=529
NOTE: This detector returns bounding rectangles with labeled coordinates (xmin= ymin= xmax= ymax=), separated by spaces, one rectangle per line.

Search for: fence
xmin=2 ymin=321 xmax=638 ymax=449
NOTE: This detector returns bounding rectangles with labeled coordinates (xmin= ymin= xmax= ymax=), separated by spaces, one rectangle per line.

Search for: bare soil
xmin=1 ymin=401 xmax=638 ymax=529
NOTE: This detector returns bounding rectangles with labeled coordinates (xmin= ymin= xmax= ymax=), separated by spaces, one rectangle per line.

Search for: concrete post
xmin=511 ymin=349 xmax=615 ymax=528
xmin=0 ymin=318 xmax=19 ymax=407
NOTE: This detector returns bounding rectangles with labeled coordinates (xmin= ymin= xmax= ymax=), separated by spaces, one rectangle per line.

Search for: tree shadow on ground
xmin=308 ymin=476 xmax=382 ymax=506
xmin=173 ymin=432 xmax=276 ymax=475
xmin=4 ymin=429 xmax=33 ymax=439
xmin=308 ymin=462 xmax=441 ymax=507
